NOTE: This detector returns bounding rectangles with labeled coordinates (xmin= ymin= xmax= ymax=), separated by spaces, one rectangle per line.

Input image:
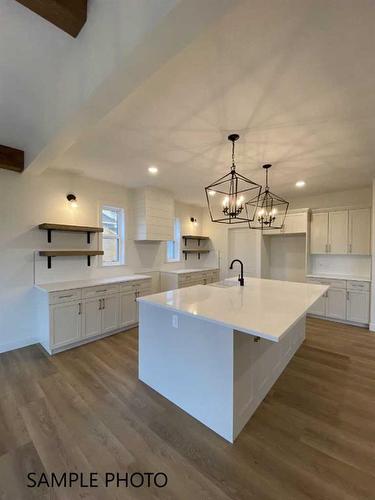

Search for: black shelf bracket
xmin=87 ymin=232 xmax=91 ymax=244
xmin=47 ymin=230 xmax=52 ymax=243
xmin=87 ymin=255 xmax=91 ymax=266
xmin=47 ymin=256 xmax=52 ymax=269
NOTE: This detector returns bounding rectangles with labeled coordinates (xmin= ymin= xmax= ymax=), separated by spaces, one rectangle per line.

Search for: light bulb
xmin=223 ymin=196 xmax=229 ymax=207
xmin=208 ymin=190 xmax=216 ymax=197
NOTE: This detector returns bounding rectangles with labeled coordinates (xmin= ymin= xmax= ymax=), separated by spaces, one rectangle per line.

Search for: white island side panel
xmin=138 ymin=301 xmax=235 ymax=442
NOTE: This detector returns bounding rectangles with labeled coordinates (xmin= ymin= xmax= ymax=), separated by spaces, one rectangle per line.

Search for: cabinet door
xmin=348 ymin=209 xmax=371 ymax=255
xmin=136 ymin=289 xmax=151 ymax=320
xmin=283 ymin=213 xmax=306 ymax=234
xmin=120 ymin=292 xmax=137 ymax=328
xmin=83 ymin=298 xmax=102 ymax=338
xmin=309 ymin=295 xmax=326 ymax=316
xmin=347 ymin=291 xmax=370 ymax=324
xmin=326 ymin=289 xmax=346 ymax=320
xmin=102 ymin=294 xmax=120 ymax=334
xmin=328 ymin=211 xmax=348 ymax=254
xmin=310 ymin=212 xmax=329 ymax=253
xmin=50 ymin=301 xmax=81 ymax=347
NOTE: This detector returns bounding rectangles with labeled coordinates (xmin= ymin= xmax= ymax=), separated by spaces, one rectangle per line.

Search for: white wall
xmin=289 ymin=186 xmax=372 ymax=210
xmin=267 ymin=235 xmax=306 ymax=283
xmin=0 ymin=169 xmax=206 ymax=352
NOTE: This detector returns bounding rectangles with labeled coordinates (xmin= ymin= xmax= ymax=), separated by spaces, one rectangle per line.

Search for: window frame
xmin=166 ymin=217 xmax=181 ymax=263
xmin=100 ymin=205 xmax=125 ymax=267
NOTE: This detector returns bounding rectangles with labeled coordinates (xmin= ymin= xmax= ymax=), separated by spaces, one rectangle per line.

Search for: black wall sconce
xmin=67 ymin=193 xmax=78 ymax=208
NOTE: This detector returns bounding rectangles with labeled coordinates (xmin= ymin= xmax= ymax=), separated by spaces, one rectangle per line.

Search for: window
xmin=101 ymin=206 xmax=125 ymax=266
xmin=166 ymin=218 xmax=181 ymax=262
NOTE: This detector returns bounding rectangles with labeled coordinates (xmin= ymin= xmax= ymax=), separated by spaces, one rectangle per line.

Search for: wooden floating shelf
xmin=182 ymin=235 xmax=210 ymax=246
xmin=39 ymin=250 xmax=104 ymax=269
xmin=39 ymin=223 xmax=103 ymax=244
xmin=182 ymin=249 xmax=210 ymax=260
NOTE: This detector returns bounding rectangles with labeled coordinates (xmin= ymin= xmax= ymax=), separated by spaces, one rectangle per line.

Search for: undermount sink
xmin=208 ymin=280 xmax=239 ymax=288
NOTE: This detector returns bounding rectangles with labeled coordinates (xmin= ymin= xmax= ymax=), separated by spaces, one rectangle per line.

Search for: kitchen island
xmin=138 ymin=277 xmax=328 ymax=442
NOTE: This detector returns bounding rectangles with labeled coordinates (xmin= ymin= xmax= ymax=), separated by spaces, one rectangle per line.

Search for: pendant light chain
xmin=231 ymin=139 xmax=236 ymax=171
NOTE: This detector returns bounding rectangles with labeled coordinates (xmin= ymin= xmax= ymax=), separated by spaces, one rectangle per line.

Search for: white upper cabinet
xmin=348 ymin=208 xmax=371 ymax=255
xmin=310 ymin=212 xmax=329 ymax=253
xmin=263 ymin=210 xmax=308 ymax=236
xmin=328 ymin=210 xmax=348 ymax=254
xmin=134 ymin=187 xmax=174 ymax=241
xmin=310 ymin=208 xmax=371 ymax=255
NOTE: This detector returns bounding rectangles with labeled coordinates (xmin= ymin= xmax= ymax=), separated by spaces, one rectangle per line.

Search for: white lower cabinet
xmin=50 ymin=301 xmax=82 ymax=348
xmin=83 ymin=294 xmax=120 ymax=338
xmin=102 ymin=294 xmax=120 ymax=334
xmin=326 ymin=288 xmax=347 ymax=320
xmin=83 ymin=297 xmax=102 ymax=338
xmin=45 ymin=278 xmax=151 ymax=354
xmin=307 ymin=278 xmax=370 ymax=325
xmin=347 ymin=291 xmax=370 ymax=324
xmin=161 ymin=269 xmax=220 ymax=291
xmin=120 ymin=291 xmax=137 ymax=328
xmin=309 ymin=293 xmax=326 ymax=316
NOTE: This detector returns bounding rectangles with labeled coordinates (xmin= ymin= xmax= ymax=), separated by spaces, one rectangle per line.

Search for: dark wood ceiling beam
xmin=15 ymin=0 xmax=87 ymax=38
xmin=0 ymin=145 xmax=24 ymax=173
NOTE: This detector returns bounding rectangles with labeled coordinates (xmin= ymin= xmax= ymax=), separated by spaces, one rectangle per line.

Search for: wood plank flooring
xmin=1 ymin=317 xmax=375 ymax=499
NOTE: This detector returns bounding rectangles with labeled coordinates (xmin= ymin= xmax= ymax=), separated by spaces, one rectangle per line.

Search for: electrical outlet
xmin=172 ymin=315 xmax=179 ymax=328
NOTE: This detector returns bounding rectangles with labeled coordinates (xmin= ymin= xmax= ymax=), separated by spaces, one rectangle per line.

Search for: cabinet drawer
xmin=120 ymin=279 xmax=151 ymax=292
xmin=49 ymin=289 xmax=82 ymax=305
xmin=119 ymin=284 xmax=134 ymax=293
xmin=82 ymin=284 xmax=119 ymax=299
xmin=347 ymin=281 xmax=370 ymax=292
xmin=178 ymin=273 xmax=194 ymax=282
xmin=137 ymin=280 xmax=152 ymax=291
xmin=306 ymin=278 xmax=346 ymax=289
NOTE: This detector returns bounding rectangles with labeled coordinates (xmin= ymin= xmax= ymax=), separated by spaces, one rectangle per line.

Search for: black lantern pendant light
xmin=246 ymin=164 xmax=289 ymax=230
xmin=205 ymin=134 xmax=262 ymax=224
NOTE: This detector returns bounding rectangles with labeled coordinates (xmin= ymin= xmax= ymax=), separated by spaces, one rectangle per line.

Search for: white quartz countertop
xmin=161 ymin=268 xmax=219 ymax=274
xmin=138 ymin=277 xmax=328 ymax=342
xmin=306 ymin=273 xmax=371 ymax=282
xmin=35 ymin=275 xmax=151 ymax=293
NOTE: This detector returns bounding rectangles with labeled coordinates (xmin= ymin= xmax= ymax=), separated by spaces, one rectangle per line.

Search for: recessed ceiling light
xmin=295 ymin=180 xmax=305 ymax=188
xmin=148 ymin=166 xmax=158 ymax=174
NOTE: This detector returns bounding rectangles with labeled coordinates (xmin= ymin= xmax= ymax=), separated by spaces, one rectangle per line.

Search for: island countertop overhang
xmin=137 ymin=277 xmax=328 ymax=342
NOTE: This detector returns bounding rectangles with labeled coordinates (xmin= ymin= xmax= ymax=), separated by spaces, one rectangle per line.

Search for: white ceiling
xmin=51 ymin=0 xmax=375 ymax=206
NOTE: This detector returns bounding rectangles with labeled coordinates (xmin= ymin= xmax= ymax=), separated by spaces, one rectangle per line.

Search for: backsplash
xmin=310 ymin=255 xmax=371 ymax=278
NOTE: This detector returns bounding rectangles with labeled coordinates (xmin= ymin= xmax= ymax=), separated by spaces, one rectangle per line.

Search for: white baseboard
xmin=0 ymin=337 xmax=38 ymax=354
xmin=369 ymin=323 xmax=375 ymax=332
